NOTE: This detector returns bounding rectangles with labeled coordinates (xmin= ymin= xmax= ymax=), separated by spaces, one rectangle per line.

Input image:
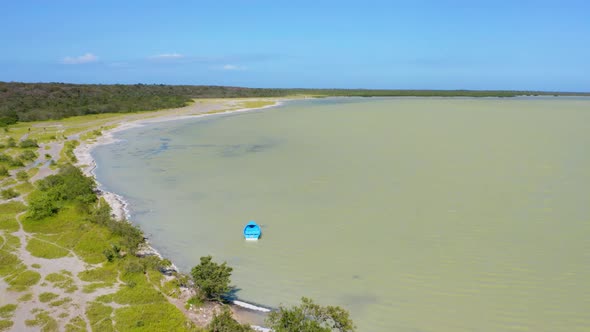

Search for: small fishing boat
xmin=244 ymin=221 xmax=261 ymax=240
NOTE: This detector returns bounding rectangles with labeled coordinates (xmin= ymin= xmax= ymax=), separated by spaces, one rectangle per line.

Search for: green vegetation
xmin=61 ymin=140 xmax=79 ymax=163
xmin=207 ymin=306 xmax=253 ymax=332
xmin=0 ymin=304 xmax=17 ymax=319
xmin=39 ymin=292 xmax=60 ymax=303
xmin=0 ymin=188 xmax=19 ymax=199
xmin=6 ymin=270 xmax=41 ymax=291
xmin=49 ymin=297 xmax=72 ymax=307
xmin=45 ymin=272 xmax=78 ymax=293
xmin=65 ymin=316 xmax=87 ymax=332
xmin=191 ymin=255 xmax=233 ymax=301
xmin=0 ymin=320 xmax=13 ymax=332
xmin=19 ymin=139 xmax=39 ymax=148
xmin=26 ymin=237 xmax=69 ymax=258
xmin=114 ymin=303 xmax=193 ymax=332
xmin=79 ymin=264 xmax=118 ymax=283
xmin=267 ymin=297 xmax=355 ymax=332
xmin=27 ymin=164 xmax=96 ymax=220
xmin=18 ymin=150 xmax=37 ymax=162
xmin=2 ymin=82 xmax=588 ymax=124
xmin=16 ymin=170 xmax=29 ymax=181
xmin=25 ymin=310 xmax=58 ymax=331
xmin=13 ymin=181 xmax=34 ymax=195
xmin=86 ymin=302 xmax=114 ymax=331
xmin=18 ymin=293 xmax=33 ymax=301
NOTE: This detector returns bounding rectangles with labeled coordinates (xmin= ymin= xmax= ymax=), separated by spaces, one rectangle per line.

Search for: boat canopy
xmin=244 ymin=221 xmax=261 ymax=240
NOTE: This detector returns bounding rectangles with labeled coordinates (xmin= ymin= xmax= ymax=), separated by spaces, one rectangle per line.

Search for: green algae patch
xmin=27 ymin=238 xmax=69 ymax=258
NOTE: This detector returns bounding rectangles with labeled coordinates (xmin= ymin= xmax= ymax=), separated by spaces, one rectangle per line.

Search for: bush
xmin=18 ymin=150 xmax=37 ymax=161
xmin=6 ymin=138 xmax=16 ymax=148
xmin=16 ymin=170 xmax=29 ymax=181
xmin=0 ymin=154 xmax=11 ymax=163
xmin=19 ymin=139 xmax=38 ymax=148
xmin=0 ymin=166 xmax=8 ymax=176
xmin=266 ymin=297 xmax=355 ymax=332
xmin=27 ymin=191 xmax=58 ymax=220
xmin=190 ymin=256 xmax=232 ymax=301
xmin=208 ymin=306 xmax=254 ymax=332
xmin=1 ymin=188 xmax=19 ymax=199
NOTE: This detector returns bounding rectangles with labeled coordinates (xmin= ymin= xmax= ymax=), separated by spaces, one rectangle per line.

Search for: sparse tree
xmin=190 ymin=255 xmax=232 ymax=301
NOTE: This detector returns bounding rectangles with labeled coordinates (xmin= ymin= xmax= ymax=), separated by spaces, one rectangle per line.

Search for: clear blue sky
xmin=1 ymin=0 xmax=589 ymax=91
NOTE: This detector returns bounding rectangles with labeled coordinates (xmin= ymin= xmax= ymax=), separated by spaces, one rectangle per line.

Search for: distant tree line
xmin=1 ymin=81 xmax=588 ymax=125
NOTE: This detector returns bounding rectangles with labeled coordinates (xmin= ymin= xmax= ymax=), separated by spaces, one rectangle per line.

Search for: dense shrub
xmin=19 ymin=139 xmax=38 ymax=148
xmin=191 ymin=256 xmax=233 ymax=301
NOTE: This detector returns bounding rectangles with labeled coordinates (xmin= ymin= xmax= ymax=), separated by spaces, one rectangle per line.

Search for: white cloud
xmin=61 ymin=53 xmax=98 ymax=65
xmin=222 ymin=64 xmax=245 ymax=70
xmin=149 ymin=53 xmax=184 ymax=60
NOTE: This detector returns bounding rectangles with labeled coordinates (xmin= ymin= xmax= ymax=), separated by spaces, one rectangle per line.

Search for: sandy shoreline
xmin=72 ymin=99 xmax=284 ymax=322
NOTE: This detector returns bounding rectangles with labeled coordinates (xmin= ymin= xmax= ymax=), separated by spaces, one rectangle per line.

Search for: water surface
xmin=94 ymin=97 xmax=590 ymax=331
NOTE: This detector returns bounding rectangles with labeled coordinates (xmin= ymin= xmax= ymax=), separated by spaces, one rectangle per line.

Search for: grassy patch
xmin=79 ymin=263 xmax=118 ymax=283
xmin=45 ymin=271 xmax=78 ymax=293
xmin=31 ymin=263 xmax=41 ymax=269
xmin=86 ymin=302 xmax=114 ymax=332
xmin=114 ymin=302 xmax=193 ymax=332
xmin=13 ymin=182 xmax=34 ymax=195
xmin=95 ymin=294 xmax=114 ymax=303
xmin=7 ymin=270 xmax=41 ymax=291
xmin=0 ymin=320 xmax=14 ymax=332
xmin=23 ymin=206 xmax=115 ymax=264
xmin=0 ymin=188 xmax=20 ymax=199
xmin=65 ymin=316 xmax=87 ymax=332
xmin=0 ymin=304 xmax=17 ymax=319
xmin=0 ymin=251 xmax=22 ymax=277
xmin=161 ymin=279 xmax=181 ymax=299
xmin=18 ymin=293 xmax=33 ymax=301
xmin=27 ymin=167 xmax=39 ymax=178
xmin=113 ymin=271 xmax=166 ymax=305
xmin=39 ymin=292 xmax=59 ymax=303
xmin=82 ymin=282 xmax=113 ymax=293
xmin=0 ymin=201 xmax=26 ymax=215
xmin=238 ymin=100 xmax=276 ymax=109
xmin=26 ymin=238 xmax=69 ymax=258
xmin=25 ymin=310 xmax=58 ymax=332
xmin=0 ymin=215 xmax=19 ymax=232
xmin=49 ymin=297 xmax=72 ymax=307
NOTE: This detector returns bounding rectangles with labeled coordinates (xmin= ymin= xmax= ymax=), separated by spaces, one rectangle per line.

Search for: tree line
xmin=2 ymin=81 xmax=588 ymax=125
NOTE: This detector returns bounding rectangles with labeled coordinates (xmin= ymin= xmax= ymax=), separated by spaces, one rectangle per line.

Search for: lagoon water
xmin=93 ymin=97 xmax=590 ymax=331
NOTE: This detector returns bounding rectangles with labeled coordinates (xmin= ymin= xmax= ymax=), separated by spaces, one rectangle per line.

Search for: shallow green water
xmin=94 ymin=97 xmax=590 ymax=331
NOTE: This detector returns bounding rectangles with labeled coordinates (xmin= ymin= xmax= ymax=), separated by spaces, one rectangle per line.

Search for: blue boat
xmin=244 ymin=221 xmax=261 ymax=240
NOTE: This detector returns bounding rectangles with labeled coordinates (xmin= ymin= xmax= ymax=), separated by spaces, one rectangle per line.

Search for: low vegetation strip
xmin=2 ymin=81 xmax=588 ymax=123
